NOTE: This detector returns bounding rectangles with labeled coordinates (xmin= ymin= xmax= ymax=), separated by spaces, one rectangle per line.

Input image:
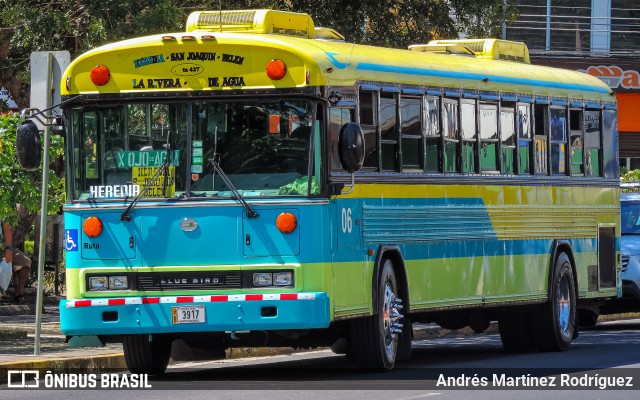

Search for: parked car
xmin=618 ymin=192 xmax=640 ymax=306
xmin=580 ymin=190 xmax=640 ymax=326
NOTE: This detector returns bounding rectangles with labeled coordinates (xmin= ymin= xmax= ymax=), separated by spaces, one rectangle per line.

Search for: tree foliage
xmin=1 ymin=0 xmax=517 ymax=106
xmin=0 ymin=113 xmax=65 ymax=246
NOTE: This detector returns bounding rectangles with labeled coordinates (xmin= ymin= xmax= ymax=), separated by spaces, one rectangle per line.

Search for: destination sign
xmin=116 ymin=150 xmax=180 ymax=168
xmin=132 ymin=166 xmax=176 ymax=197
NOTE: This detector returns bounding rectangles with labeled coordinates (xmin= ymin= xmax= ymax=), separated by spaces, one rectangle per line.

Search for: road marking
xmin=394 ymin=393 xmax=442 ymax=400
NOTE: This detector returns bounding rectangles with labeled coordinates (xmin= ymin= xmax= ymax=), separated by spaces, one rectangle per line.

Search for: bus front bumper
xmin=60 ymin=292 xmax=330 ymax=335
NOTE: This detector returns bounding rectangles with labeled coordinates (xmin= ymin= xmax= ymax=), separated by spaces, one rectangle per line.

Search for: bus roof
xmin=61 ymin=9 xmax=613 ymax=105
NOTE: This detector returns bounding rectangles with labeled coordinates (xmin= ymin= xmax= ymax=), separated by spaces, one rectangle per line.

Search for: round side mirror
xmin=16 ymin=120 xmax=42 ymax=171
xmin=338 ymin=122 xmax=365 ymax=173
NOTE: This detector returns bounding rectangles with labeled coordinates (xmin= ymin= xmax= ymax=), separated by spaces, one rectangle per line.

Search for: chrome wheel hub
xmin=382 ymin=283 xmax=404 ymax=360
xmin=557 ymin=275 xmax=571 ymax=338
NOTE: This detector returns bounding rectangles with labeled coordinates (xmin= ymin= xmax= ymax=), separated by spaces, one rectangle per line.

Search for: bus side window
xmin=442 ymin=98 xmax=459 ymax=172
xmin=516 ymin=104 xmax=532 ymax=175
xmin=461 ymin=99 xmax=477 ymax=173
xmin=329 ymin=107 xmax=354 ymax=172
xmin=380 ymin=92 xmax=398 ymax=172
xmin=358 ymin=90 xmax=378 ymax=170
xmin=584 ymin=110 xmax=602 ymax=177
xmin=534 ymin=103 xmax=549 ymax=175
xmin=400 ymin=96 xmax=422 ymax=172
xmin=479 ymin=103 xmax=499 ymax=173
xmin=500 ymin=105 xmax=516 ymax=174
xmin=424 ymin=96 xmax=440 ymax=172
xmin=550 ymin=106 xmax=568 ymax=175
xmin=570 ymin=108 xmax=584 ymax=176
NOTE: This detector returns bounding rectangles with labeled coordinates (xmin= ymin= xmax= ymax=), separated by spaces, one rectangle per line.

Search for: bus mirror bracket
xmin=337 ymin=122 xmax=365 ymax=194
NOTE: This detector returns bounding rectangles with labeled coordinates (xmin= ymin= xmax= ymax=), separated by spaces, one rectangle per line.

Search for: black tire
xmin=347 ymin=259 xmax=404 ymax=370
xmin=123 ymin=334 xmax=172 ymax=375
xmin=532 ymin=252 xmax=577 ymax=351
xmin=498 ymin=308 xmax=536 ymax=352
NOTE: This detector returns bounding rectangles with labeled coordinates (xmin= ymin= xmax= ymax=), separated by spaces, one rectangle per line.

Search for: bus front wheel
xmin=123 ymin=334 xmax=172 ymax=375
xmin=348 ymin=259 xmax=404 ymax=370
xmin=532 ymin=252 xmax=577 ymax=351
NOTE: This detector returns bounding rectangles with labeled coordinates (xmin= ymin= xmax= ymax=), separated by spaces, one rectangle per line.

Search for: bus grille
xmin=621 ymin=254 xmax=629 ymax=273
xmin=136 ymin=271 xmax=242 ymax=291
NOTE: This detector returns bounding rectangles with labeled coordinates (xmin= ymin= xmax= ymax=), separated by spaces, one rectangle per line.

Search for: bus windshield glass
xmin=70 ymin=99 xmax=319 ymax=200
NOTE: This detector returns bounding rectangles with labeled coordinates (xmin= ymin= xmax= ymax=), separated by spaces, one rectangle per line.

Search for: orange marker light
xmin=266 ymin=59 xmax=287 ymax=80
xmin=90 ymin=65 xmax=110 ymax=86
xmin=83 ymin=216 xmax=103 ymax=238
xmin=276 ymin=212 xmax=297 ymax=234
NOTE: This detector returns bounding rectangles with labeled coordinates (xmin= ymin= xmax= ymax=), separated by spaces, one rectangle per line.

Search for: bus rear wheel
xmin=532 ymin=252 xmax=576 ymax=351
xmin=123 ymin=334 xmax=172 ymax=375
xmin=348 ymin=259 xmax=404 ymax=370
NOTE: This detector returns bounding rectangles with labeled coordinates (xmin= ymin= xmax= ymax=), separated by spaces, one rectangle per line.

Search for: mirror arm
xmin=20 ymin=108 xmax=58 ymax=127
xmin=341 ymin=173 xmax=356 ymax=195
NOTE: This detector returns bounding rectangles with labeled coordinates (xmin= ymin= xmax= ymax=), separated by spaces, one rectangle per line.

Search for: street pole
xmin=33 ymin=53 xmax=53 ymax=356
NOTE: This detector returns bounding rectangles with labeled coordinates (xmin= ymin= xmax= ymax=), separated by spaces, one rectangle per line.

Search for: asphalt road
xmin=4 ymin=319 xmax=640 ymax=399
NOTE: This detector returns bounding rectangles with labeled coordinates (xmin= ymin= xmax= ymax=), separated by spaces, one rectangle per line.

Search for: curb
xmin=0 ymin=304 xmax=34 ymax=316
xmin=0 ymin=354 xmax=126 ymax=382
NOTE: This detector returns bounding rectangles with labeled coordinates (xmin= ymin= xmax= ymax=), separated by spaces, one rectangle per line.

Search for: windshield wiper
xmin=121 ymin=131 xmax=172 ymax=222
xmin=120 ymin=161 xmax=168 ymax=222
xmin=209 ymin=154 xmax=259 ymax=219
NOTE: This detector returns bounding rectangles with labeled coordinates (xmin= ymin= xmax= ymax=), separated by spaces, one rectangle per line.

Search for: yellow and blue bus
xmin=38 ymin=9 xmax=619 ymax=372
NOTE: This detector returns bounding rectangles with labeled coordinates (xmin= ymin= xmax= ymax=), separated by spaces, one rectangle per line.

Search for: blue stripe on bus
xmin=354 ymin=62 xmax=611 ymax=94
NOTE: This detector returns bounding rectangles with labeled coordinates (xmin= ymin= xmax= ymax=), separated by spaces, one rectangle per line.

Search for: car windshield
xmin=621 ymin=201 xmax=640 ymax=235
xmin=69 ymin=100 xmax=321 ymax=201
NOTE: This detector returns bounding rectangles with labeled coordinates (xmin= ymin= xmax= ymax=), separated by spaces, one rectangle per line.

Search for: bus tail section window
xmin=442 ymin=98 xmax=459 ymax=172
xmin=570 ymin=108 xmax=584 ymax=176
xmin=534 ymin=104 xmax=549 ymax=175
xmin=479 ymin=103 xmax=499 ymax=172
xmin=516 ymin=104 xmax=532 ymax=175
xmin=500 ymin=106 xmax=516 ymax=174
xmin=461 ymin=100 xmax=477 ymax=173
xmin=401 ymin=96 xmax=422 ymax=171
xmin=329 ymin=107 xmax=354 ymax=172
xmin=550 ymin=107 xmax=568 ymax=175
xmin=359 ymin=90 xmax=378 ymax=170
xmin=584 ymin=110 xmax=602 ymax=177
xmin=380 ymin=92 xmax=398 ymax=171
xmin=424 ymin=96 xmax=440 ymax=172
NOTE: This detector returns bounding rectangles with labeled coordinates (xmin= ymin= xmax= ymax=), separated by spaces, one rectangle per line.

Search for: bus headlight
xmin=109 ymin=276 xmax=129 ymax=290
xmin=253 ymin=273 xmax=273 ymax=287
xmin=88 ymin=276 xmax=108 ymax=291
xmin=273 ymin=272 xmax=292 ymax=286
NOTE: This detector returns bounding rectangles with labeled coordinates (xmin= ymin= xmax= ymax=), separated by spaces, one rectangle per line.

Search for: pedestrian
xmin=1 ymin=221 xmax=32 ymax=303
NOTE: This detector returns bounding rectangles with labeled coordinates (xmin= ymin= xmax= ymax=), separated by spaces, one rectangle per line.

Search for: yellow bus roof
xmin=61 ymin=10 xmax=613 ymax=104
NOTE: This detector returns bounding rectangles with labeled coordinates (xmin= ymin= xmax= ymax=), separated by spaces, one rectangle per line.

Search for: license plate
xmin=172 ymin=305 xmax=206 ymax=324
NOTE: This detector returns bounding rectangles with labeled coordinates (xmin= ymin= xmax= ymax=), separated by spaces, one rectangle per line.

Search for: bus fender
xmin=548 ymin=239 xmax=578 ymax=302
xmin=371 ymin=245 xmax=410 ymax=315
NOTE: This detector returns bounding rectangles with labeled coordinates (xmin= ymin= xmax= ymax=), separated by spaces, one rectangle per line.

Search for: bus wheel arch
xmin=549 ymin=240 xmax=579 ymax=302
xmin=371 ymin=246 xmax=410 ymax=315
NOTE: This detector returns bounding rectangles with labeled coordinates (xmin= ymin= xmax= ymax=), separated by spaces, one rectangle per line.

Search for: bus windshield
xmin=70 ymin=99 xmax=320 ymax=201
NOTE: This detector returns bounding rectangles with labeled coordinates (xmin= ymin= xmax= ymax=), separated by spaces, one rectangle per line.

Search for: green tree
xmin=0 ymin=112 xmax=65 ymax=248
